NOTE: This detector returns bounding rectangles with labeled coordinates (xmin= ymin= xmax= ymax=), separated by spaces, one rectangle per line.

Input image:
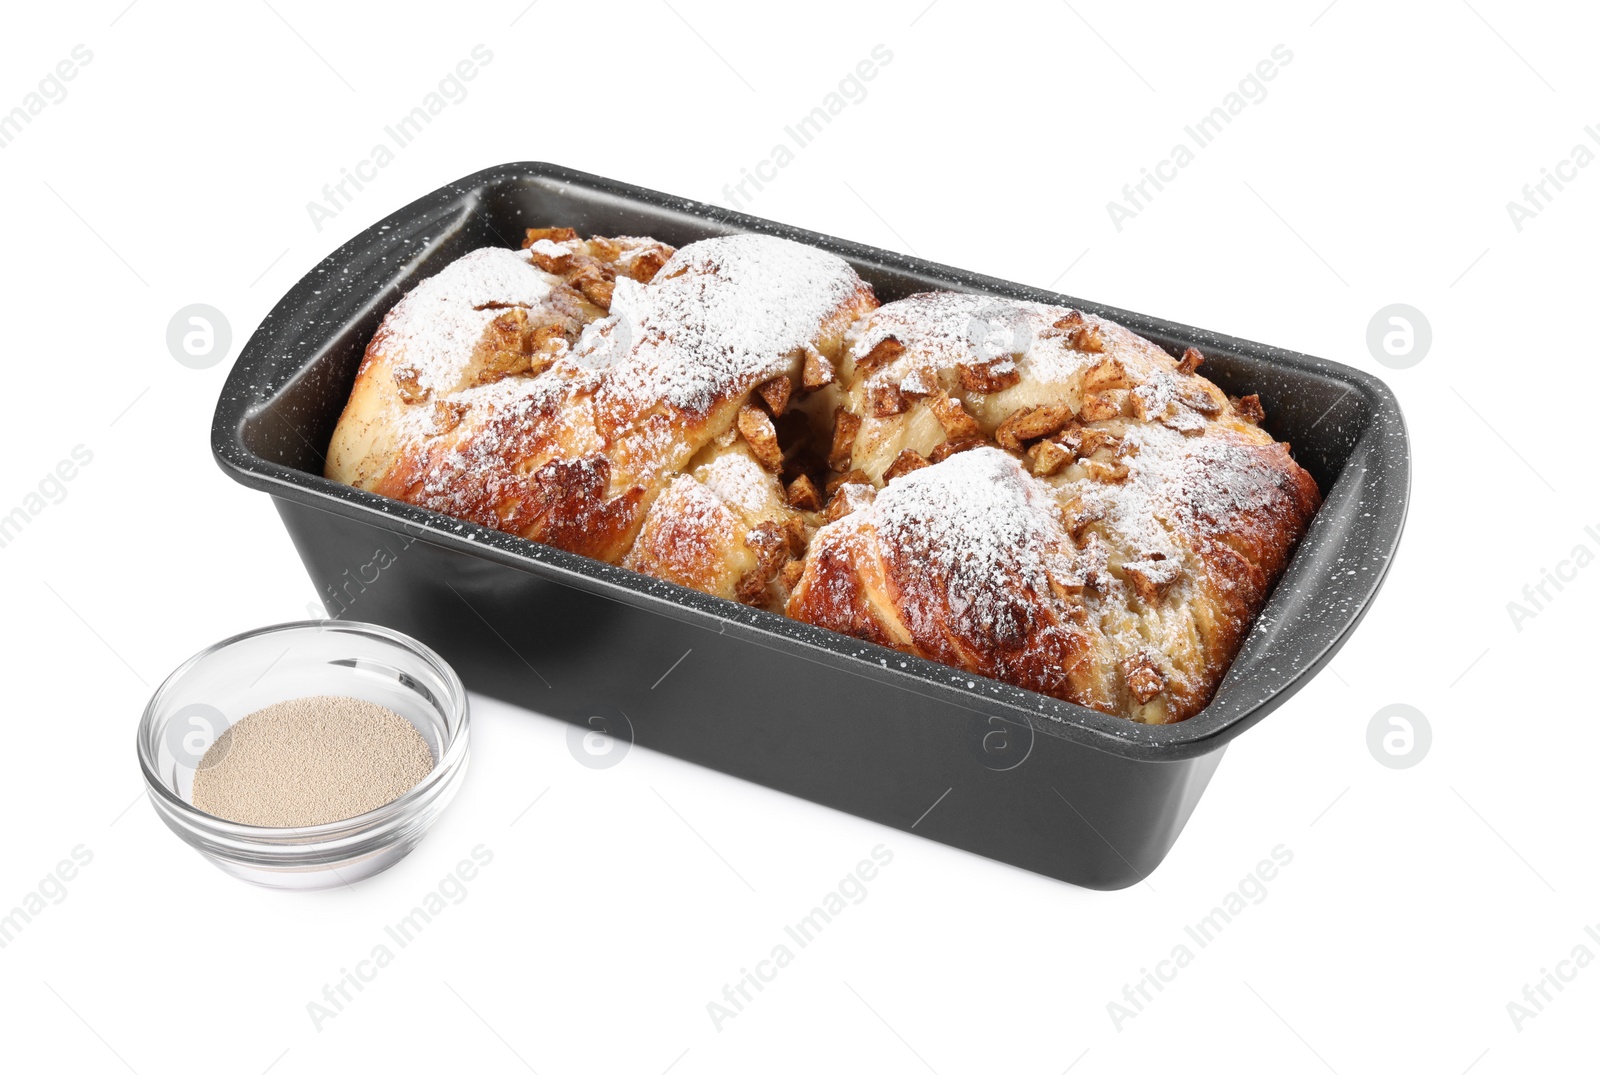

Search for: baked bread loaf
xmin=327 ymin=232 xmax=1320 ymax=722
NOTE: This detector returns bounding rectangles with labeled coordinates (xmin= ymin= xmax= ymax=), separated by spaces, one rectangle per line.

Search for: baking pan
xmin=212 ymin=162 xmax=1409 ymax=889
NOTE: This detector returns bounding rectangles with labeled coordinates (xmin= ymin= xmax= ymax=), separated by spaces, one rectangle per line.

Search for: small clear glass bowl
xmin=137 ymin=620 xmax=469 ymax=890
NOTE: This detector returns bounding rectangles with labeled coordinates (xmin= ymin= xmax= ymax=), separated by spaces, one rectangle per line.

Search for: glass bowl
xmin=137 ymin=620 xmax=469 ymax=890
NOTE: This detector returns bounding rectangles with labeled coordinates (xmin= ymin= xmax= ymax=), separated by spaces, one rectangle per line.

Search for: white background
xmin=1 ymin=1 xmax=1594 ymax=1071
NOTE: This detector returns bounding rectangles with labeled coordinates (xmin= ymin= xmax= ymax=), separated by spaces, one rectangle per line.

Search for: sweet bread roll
xmin=787 ymin=447 xmax=1101 ymax=700
xmin=324 ymin=231 xmax=674 ymax=504
xmin=788 ymin=294 xmax=1321 ymax=723
xmin=623 ymin=441 xmax=811 ymax=610
xmin=327 ymin=231 xmax=875 ymax=567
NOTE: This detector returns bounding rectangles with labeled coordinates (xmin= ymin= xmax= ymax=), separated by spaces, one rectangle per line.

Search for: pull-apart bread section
xmin=326 ymin=231 xmax=876 ymax=582
xmin=327 ymin=235 xmax=1320 ymax=722
xmin=785 ymin=292 xmax=1322 ymax=723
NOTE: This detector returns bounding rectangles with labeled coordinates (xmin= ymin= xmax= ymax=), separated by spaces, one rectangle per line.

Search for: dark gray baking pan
xmin=211 ymin=162 xmax=1409 ymax=889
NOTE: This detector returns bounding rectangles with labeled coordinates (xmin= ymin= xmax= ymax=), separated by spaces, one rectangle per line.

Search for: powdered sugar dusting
xmin=1084 ymin=420 xmax=1290 ymax=558
xmin=564 ymin=233 xmax=864 ymax=416
xmin=373 ymin=246 xmax=556 ymax=395
xmin=850 ymin=291 xmax=1104 ymax=389
xmin=853 ymin=291 xmax=1044 ymax=366
xmin=875 ymin=447 xmax=1064 ymax=634
xmin=900 ymin=367 xmax=935 ymax=395
xmin=1179 ymin=435 xmax=1303 ymax=534
xmin=527 ymin=238 xmax=569 ymax=259
xmin=696 ymin=449 xmax=776 ymax=517
xmin=1075 ymin=423 xmax=1185 ymax=562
